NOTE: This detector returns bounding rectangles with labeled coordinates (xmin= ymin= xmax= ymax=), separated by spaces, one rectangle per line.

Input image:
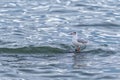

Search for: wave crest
xmin=0 ymin=46 xmax=66 ymax=53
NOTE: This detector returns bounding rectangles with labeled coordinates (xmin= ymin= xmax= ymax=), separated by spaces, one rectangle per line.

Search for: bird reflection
xmin=72 ymin=52 xmax=87 ymax=69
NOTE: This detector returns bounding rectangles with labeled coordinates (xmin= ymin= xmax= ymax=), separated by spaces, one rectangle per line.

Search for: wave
xmin=0 ymin=44 xmax=115 ymax=54
xmin=74 ymin=22 xmax=119 ymax=27
xmin=0 ymin=46 xmax=66 ymax=53
xmin=82 ymin=48 xmax=114 ymax=54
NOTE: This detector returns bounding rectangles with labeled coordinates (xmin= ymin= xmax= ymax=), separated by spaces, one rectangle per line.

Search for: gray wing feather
xmin=77 ymin=38 xmax=87 ymax=43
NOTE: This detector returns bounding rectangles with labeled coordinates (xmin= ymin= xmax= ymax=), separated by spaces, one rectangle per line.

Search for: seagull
xmin=70 ymin=32 xmax=87 ymax=52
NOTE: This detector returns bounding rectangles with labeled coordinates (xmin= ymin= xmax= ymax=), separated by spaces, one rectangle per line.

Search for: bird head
xmin=70 ymin=32 xmax=76 ymax=35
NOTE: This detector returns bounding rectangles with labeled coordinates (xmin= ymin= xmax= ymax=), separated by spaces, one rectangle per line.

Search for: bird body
xmin=72 ymin=34 xmax=83 ymax=47
xmin=70 ymin=32 xmax=87 ymax=52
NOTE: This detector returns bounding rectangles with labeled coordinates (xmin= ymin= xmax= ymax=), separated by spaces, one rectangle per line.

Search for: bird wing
xmin=77 ymin=38 xmax=87 ymax=43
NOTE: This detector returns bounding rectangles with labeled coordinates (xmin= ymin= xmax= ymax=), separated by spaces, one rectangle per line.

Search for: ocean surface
xmin=0 ymin=0 xmax=120 ymax=80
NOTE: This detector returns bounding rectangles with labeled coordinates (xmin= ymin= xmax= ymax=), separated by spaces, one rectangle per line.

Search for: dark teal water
xmin=0 ymin=0 xmax=120 ymax=80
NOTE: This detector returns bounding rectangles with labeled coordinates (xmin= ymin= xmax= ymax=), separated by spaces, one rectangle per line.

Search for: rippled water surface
xmin=0 ymin=0 xmax=120 ymax=80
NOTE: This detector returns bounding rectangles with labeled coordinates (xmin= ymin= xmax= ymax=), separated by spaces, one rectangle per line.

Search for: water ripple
xmin=0 ymin=0 xmax=120 ymax=80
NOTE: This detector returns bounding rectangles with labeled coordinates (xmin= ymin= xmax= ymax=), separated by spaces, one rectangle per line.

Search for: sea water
xmin=0 ymin=0 xmax=120 ymax=80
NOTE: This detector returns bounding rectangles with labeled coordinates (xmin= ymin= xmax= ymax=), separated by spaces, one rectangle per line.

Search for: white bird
xmin=70 ymin=32 xmax=87 ymax=52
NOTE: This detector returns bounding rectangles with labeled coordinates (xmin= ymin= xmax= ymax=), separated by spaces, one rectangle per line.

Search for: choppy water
xmin=0 ymin=0 xmax=120 ymax=80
